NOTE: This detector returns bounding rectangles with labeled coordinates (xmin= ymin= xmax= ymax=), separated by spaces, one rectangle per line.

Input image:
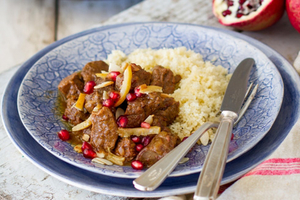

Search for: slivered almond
xmin=74 ymin=144 xmax=82 ymax=153
xmin=92 ymin=157 xmax=113 ymax=165
xmin=82 ymin=134 xmax=90 ymax=142
xmin=96 ymin=152 xmax=105 ymax=158
xmin=94 ymin=81 xmax=114 ymax=89
xmin=139 ymin=85 xmax=162 ymax=94
xmin=72 ymin=116 xmax=92 ymax=131
xmin=92 ymin=104 xmax=102 ymax=113
xmin=95 ymin=73 xmax=108 ymax=79
xmin=179 ymin=157 xmax=189 ymax=164
xmin=118 ymin=126 xmax=161 ymax=138
xmin=200 ymin=131 xmax=209 ymax=146
xmin=92 ymin=158 xmax=105 ymax=165
xmin=106 ymin=149 xmax=125 ymax=166
xmin=161 ymin=93 xmax=171 ymax=98
xmin=144 ymin=115 xmax=154 ymax=125
xmin=102 ymin=91 xmax=109 ymax=100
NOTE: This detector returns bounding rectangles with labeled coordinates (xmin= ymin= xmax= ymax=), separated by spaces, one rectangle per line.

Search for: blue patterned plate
xmin=17 ymin=23 xmax=283 ymax=178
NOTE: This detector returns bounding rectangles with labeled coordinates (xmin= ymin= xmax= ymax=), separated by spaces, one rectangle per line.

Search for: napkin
xmin=154 ymin=53 xmax=300 ymax=200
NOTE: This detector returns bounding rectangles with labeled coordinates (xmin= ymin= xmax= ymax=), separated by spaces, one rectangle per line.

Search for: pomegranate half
xmin=286 ymin=0 xmax=300 ymax=33
xmin=213 ymin=0 xmax=285 ymax=31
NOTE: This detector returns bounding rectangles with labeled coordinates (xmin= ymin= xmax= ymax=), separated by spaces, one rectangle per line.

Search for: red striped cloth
xmin=244 ymin=158 xmax=300 ymax=176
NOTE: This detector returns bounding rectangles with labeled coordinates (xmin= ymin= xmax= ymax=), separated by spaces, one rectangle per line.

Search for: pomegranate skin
xmin=213 ymin=0 xmax=285 ymax=31
xmin=286 ymin=0 xmax=300 ymax=33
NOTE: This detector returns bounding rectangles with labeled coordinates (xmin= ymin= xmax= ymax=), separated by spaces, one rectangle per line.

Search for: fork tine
xmin=234 ymin=83 xmax=258 ymax=125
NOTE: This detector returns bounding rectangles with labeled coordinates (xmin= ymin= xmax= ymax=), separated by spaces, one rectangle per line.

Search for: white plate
xmin=17 ymin=22 xmax=283 ymax=178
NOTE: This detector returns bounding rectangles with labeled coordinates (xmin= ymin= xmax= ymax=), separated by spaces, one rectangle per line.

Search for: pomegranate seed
xmin=117 ymin=115 xmax=128 ymax=127
xmin=227 ymin=0 xmax=234 ymax=6
xmin=102 ymin=98 xmax=115 ymax=107
xmin=83 ymin=81 xmax=96 ymax=94
xmin=126 ymin=93 xmax=137 ymax=101
xmin=62 ymin=114 xmax=69 ymax=121
xmin=236 ymin=13 xmax=243 ymax=18
xmin=239 ymin=0 xmax=246 ymax=4
xmin=142 ymin=136 xmax=153 ymax=147
xmin=108 ymin=71 xmax=120 ymax=81
xmin=83 ymin=148 xmax=97 ymax=159
xmin=135 ymin=144 xmax=144 ymax=152
xmin=131 ymin=160 xmax=143 ymax=170
xmin=247 ymin=4 xmax=253 ymax=9
xmin=134 ymin=87 xmax=143 ymax=97
xmin=231 ymin=133 xmax=234 ymax=140
xmin=81 ymin=141 xmax=93 ymax=151
xmin=109 ymin=91 xmax=120 ymax=102
xmin=131 ymin=136 xmax=141 ymax=143
xmin=141 ymin=122 xmax=151 ymax=129
xmin=222 ymin=9 xmax=232 ymax=17
xmin=57 ymin=129 xmax=70 ymax=141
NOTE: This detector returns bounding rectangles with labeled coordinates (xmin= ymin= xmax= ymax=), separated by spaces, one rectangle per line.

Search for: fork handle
xmin=133 ymin=122 xmax=218 ymax=191
xmin=194 ymin=111 xmax=237 ymax=200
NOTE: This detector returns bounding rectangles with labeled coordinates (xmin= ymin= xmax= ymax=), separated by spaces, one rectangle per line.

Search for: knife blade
xmin=194 ymin=58 xmax=255 ymax=200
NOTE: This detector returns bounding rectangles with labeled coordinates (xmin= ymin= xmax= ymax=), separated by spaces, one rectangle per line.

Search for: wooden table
xmin=1 ymin=0 xmax=300 ymax=199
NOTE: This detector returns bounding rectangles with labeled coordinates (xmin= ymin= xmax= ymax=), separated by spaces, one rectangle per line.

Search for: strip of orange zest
xmin=74 ymin=93 xmax=86 ymax=111
xmin=114 ymin=64 xmax=132 ymax=107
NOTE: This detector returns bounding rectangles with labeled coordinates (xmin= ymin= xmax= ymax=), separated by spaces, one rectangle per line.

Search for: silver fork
xmin=133 ymin=83 xmax=258 ymax=191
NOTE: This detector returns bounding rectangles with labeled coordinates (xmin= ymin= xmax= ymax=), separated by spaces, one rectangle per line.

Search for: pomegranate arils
xmin=108 ymin=71 xmax=120 ymax=81
xmin=131 ymin=160 xmax=143 ymax=170
xmin=222 ymin=9 xmax=232 ymax=17
xmin=83 ymin=81 xmax=96 ymax=94
xmin=227 ymin=0 xmax=234 ymax=6
xmin=134 ymin=87 xmax=143 ymax=97
xmin=81 ymin=141 xmax=93 ymax=151
xmin=83 ymin=148 xmax=97 ymax=159
xmin=58 ymin=129 xmax=70 ymax=141
xmin=142 ymin=136 xmax=153 ymax=147
xmin=239 ymin=0 xmax=246 ymax=4
xmin=236 ymin=13 xmax=244 ymax=18
xmin=117 ymin=115 xmax=128 ymax=128
xmin=126 ymin=93 xmax=137 ymax=101
xmin=231 ymin=133 xmax=234 ymax=140
xmin=109 ymin=91 xmax=120 ymax=102
xmin=131 ymin=136 xmax=141 ymax=143
xmin=247 ymin=4 xmax=253 ymax=9
xmin=102 ymin=98 xmax=115 ymax=107
xmin=62 ymin=114 xmax=69 ymax=121
xmin=141 ymin=122 xmax=151 ymax=129
xmin=135 ymin=144 xmax=144 ymax=152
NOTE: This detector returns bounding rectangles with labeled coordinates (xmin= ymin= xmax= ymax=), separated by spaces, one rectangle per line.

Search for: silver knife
xmin=194 ymin=58 xmax=255 ymax=200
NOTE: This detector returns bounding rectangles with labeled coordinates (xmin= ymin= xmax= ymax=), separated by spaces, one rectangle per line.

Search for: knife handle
xmin=133 ymin=122 xmax=218 ymax=191
xmin=194 ymin=111 xmax=237 ymax=200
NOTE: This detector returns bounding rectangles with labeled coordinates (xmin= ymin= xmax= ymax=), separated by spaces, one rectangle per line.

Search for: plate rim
xmin=15 ymin=22 xmax=284 ymax=178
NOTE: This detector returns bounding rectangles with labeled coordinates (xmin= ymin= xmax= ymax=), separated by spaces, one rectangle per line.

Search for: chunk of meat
xmin=136 ymin=131 xmax=178 ymax=167
xmin=63 ymin=98 xmax=88 ymax=125
xmin=81 ymin=60 xmax=109 ymax=83
xmin=115 ymin=63 xmax=151 ymax=91
xmin=114 ymin=137 xmax=137 ymax=162
xmin=90 ymin=107 xmax=119 ymax=153
xmin=125 ymin=92 xmax=179 ymax=128
xmin=151 ymin=65 xmax=181 ymax=94
xmin=58 ymin=72 xmax=84 ymax=99
xmin=84 ymin=85 xmax=114 ymax=113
